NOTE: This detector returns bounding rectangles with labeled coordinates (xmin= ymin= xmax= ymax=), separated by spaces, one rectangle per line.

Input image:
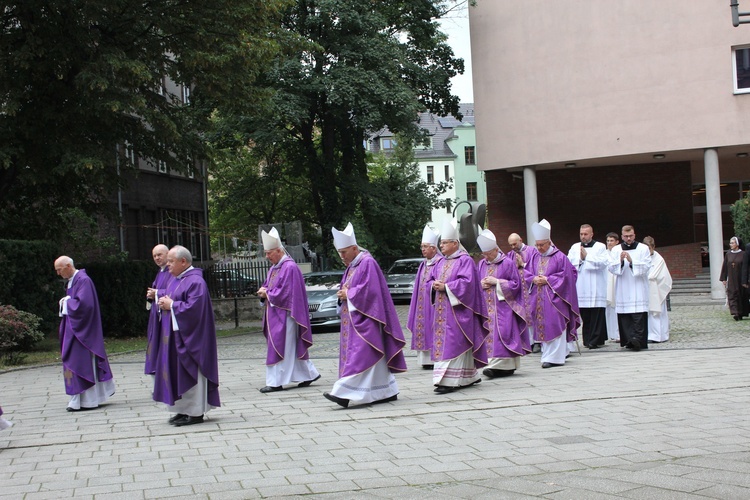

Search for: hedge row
xmin=0 ymin=240 xmax=157 ymax=338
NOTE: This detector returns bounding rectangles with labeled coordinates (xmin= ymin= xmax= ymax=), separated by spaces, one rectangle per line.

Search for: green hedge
xmin=0 ymin=239 xmax=159 ymax=338
xmin=0 ymin=240 xmax=60 ymax=332
xmin=83 ymin=261 xmax=156 ymax=338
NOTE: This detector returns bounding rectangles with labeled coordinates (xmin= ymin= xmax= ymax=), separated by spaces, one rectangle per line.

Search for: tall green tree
xmin=363 ymin=135 xmax=451 ymax=260
xmin=238 ymin=0 xmax=464 ymax=256
xmin=0 ymin=0 xmax=291 ymax=241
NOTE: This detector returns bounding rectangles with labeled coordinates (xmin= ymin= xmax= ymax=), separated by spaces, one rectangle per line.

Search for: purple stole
xmin=407 ymin=257 xmax=442 ymax=353
xmin=145 ymin=268 xmax=172 ymax=375
xmin=262 ymin=257 xmax=313 ymax=365
xmin=478 ymin=255 xmax=530 ymax=358
xmin=429 ymin=250 xmax=489 ymax=366
xmin=525 ymin=247 xmax=581 ymax=343
xmin=338 ymin=252 xmax=407 ymax=378
xmin=58 ymin=270 xmax=113 ymax=395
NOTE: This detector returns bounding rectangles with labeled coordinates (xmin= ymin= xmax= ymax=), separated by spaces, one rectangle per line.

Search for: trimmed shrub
xmin=0 ymin=305 xmax=45 ymax=364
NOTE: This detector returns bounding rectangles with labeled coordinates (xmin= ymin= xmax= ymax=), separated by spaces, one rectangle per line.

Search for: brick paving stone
xmin=4 ymin=302 xmax=750 ymax=498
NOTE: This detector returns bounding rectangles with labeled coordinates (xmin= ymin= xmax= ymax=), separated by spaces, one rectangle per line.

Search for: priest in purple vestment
xmin=0 ymin=405 xmax=12 ymax=430
xmin=428 ymin=219 xmax=489 ymax=394
xmin=55 ymin=256 xmax=116 ymax=412
xmin=155 ymin=245 xmax=220 ymax=426
xmin=257 ymin=227 xmax=320 ymax=393
xmin=406 ymin=224 xmax=442 ymax=369
xmin=145 ymin=244 xmax=171 ymax=381
xmin=525 ymin=220 xmax=581 ymax=368
xmin=508 ymin=232 xmax=539 ymax=351
xmin=323 ymin=222 xmax=407 ymax=408
xmin=477 ymin=229 xmax=530 ymax=378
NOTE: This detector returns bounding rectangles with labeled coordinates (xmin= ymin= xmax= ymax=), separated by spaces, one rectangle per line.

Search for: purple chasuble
xmin=525 ymin=247 xmax=581 ymax=343
xmin=153 ymin=277 xmax=180 ymax=405
xmin=428 ymin=250 xmax=489 ymax=366
xmin=262 ymin=256 xmax=313 ymax=365
xmin=58 ymin=270 xmax=114 ymax=396
xmin=145 ymin=268 xmax=172 ymax=375
xmin=407 ymin=257 xmax=441 ymax=352
xmin=478 ymin=254 xmax=530 ymax=358
xmin=153 ymin=268 xmax=220 ymax=407
xmin=338 ymin=252 xmax=407 ymax=378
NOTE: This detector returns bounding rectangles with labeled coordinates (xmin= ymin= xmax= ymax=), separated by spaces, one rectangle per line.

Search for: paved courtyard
xmin=2 ymin=298 xmax=750 ymax=499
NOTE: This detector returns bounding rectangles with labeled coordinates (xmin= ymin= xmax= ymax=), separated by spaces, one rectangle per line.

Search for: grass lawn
xmin=0 ymin=327 xmax=257 ymax=371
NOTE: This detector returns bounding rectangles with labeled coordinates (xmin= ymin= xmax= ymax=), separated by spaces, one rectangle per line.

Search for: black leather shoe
xmin=483 ymin=368 xmax=515 ymax=378
xmin=259 ymin=385 xmax=284 ymax=393
xmin=371 ymin=394 xmax=398 ymax=405
xmin=168 ymin=413 xmax=187 ymax=424
xmin=542 ymin=362 xmax=563 ymax=368
xmin=297 ymin=374 xmax=321 ymax=388
xmin=630 ymin=339 xmax=642 ymax=351
xmin=422 ymin=364 xmax=434 ymax=370
xmin=323 ymin=392 xmax=350 ymax=408
xmin=172 ymin=415 xmax=204 ymax=427
xmin=587 ymin=344 xmax=600 ymax=349
xmin=462 ymin=378 xmax=481 ymax=388
xmin=434 ymin=385 xmax=456 ymax=394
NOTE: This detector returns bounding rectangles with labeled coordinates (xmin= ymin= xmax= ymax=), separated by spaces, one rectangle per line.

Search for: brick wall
xmin=486 ymin=162 xmax=695 ymax=255
xmin=658 ymin=242 xmax=705 ymax=279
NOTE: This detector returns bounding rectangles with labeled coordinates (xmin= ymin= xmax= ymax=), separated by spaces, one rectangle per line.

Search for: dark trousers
xmin=580 ymin=307 xmax=607 ymax=347
xmin=617 ymin=312 xmax=649 ymax=349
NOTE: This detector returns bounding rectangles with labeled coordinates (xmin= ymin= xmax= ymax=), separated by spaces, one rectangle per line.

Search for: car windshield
xmin=305 ymin=274 xmax=342 ymax=286
xmin=388 ymin=261 xmax=421 ymax=274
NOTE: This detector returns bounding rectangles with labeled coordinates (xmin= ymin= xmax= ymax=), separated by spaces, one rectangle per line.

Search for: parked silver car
xmin=304 ymin=271 xmax=344 ymax=331
xmin=385 ymin=258 xmax=424 ymax=303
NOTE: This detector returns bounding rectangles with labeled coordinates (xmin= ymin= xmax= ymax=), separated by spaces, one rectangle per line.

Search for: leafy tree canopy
xmin=0 ymin=0 xmax=292 ymax=240
xmin=213 ymin=0 xmax=465 ymax=258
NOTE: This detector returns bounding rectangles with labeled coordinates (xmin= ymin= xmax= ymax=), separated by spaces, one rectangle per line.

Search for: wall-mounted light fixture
xmin=564 ymin=163 xmax=576 ymax=168
xmin=653 ymin=154 xmax=666 ymax=160
xmin=737 ymin=152 xmax=748 ymax=158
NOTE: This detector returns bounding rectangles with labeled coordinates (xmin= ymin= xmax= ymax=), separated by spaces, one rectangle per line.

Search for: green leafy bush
xmin=731 ymin=193 xmax=750 ymax=245
xmin=0 ymin=305 xmax=45 ymax=365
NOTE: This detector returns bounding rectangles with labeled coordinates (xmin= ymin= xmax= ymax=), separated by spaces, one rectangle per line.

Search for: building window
xmin=426 ymin=166 xmax=434 ymax=184
xmin=187 ymin=157 xmax=194 ymax=179
xmin=445 ymin=198 xmax=452 ymax=214
xmin=381 ymin=138 xmax=396 ymax=150
xmin=466 ymin=182 xmax=478 ymax=201
xmin=124 ymin=141 xmax=136 ymax=166
xmin=444 ymin=165 xmax=450 ymax=181
xmin=465 ymin=146 xmax=476 ymax=165
xmin=734 ymin=46 xmax=750 ymax=93
xmin=182 ymin=85 xmax=191 ymax=105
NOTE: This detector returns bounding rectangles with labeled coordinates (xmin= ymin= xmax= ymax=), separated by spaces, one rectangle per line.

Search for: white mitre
xmin=332 ymin=222 xmax=357 ymax=250
xmin=531 ymin=219 xmax=551 ymax=242
xmin=440 ymin=218 xmax=459 ymax=242
xmin=261 ymin=227 xmax=283 ymax=250
xmin=476 ymin=229 xmax=498 ymax=252
xmin=421 ymin=224 xmax=440 ymax=247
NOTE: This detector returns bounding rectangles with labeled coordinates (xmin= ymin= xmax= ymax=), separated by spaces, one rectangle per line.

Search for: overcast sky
xmin=439 ymin=3 xmax=473 ymax=104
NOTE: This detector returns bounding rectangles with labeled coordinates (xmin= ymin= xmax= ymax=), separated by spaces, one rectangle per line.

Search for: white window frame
xmin=381 ymin=138 xmax=396 ymax=150
xmin=182 ymin=85 xmax=191 ymax=104
xmin=733 ymin=44 xmax=750 ymax=94
xmin=124 ymin=141 xmax=136 ymax=166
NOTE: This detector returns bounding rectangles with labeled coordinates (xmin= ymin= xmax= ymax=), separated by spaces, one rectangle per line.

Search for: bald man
xmin=508 ymin=232 xmax=539 ymax=351
xmin=145 ymin=244 xmax=172 ymax=382
xmin=55 ymin=256 xmax=116 ymax=411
